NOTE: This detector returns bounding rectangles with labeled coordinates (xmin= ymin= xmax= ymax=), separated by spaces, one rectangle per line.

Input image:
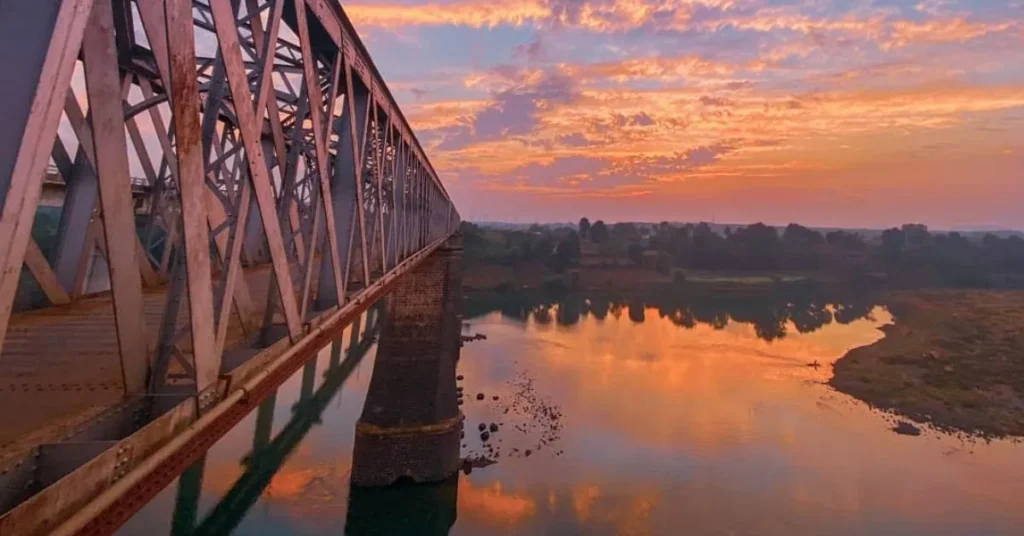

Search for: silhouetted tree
xmin=578 ymin=217 xmax=591 ymax=239
xmin=728 ymin=223 xmax=782 ymax=270
xmin=902 ymin=223 xmax=930 ymax=247
xmin=783 ymin=223 xmax=825 ymax=248
xmin=880 ymin=227 xmax=905 ymax=260
xmin=611 ymin=222 xmax=641 ymax=244
xmin=590 ymin=220 xmax=609 ymax=243
xmin=549 ymin=231 xmax=580 ymax=272
xmin=782 ymin=223 xmax=826 ymax=269
xmin=826 ymin=230 xmax=865 ymax=250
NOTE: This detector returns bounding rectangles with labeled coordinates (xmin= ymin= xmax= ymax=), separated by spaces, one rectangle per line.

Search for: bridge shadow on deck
xmin=0 ymin=266 xmax=273 ymax=455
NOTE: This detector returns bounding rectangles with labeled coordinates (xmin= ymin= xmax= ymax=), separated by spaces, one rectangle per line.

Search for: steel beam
xmin=0 ymin=0 xmax=460 ymax=531
xmin=81 ymin=0 xmax=148 ymax=394
xmin=0 ymin=0 xmax=94 ymax=355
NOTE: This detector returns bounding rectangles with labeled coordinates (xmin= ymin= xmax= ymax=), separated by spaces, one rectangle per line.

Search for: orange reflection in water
xmin=456 ymin=479 xmax=536 ymax=529
xmin=456 ymin=306 xmax=1024 ymax=534
xmin=123 ymin=306 xmax=1024 ymax=535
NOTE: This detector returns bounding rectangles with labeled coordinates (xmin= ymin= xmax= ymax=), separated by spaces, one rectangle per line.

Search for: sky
xmin=342 ymin=0 xmax=1024 ymax=229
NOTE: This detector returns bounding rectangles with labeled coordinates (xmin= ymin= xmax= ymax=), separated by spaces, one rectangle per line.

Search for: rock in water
xmin=480 ymin=431 xmax=490 ymax=442
xmin=892 ymin=421 xmax=922 ymax=436
xmin=489 ymin=423 xmax=499 ymax=433
xmin=476 ymin=393 xmax=484 ymax=400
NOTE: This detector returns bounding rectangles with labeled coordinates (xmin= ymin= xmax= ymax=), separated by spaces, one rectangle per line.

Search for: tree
xmin=782 ymin=223 xmax=825 ymax=248
xmin=578 ymin=217 xmax=591 ymax=239
xmin=880 ymin=227 xmax=905 ymax=260
xmin=782 ymin=223 xmax=826 ymax=269
xmin=611 ymin=222 xmax=641 ymax=243
xmin=590 ymin=220 xmax=609 ymax=243
xmin=902 ymin=223 xmax=930 ymax=247
xmin=728 ymin=223 xmax=781 ymax=270
xmin=550 ymin=231 xmax=581 ymax=272
xmin=826 ymin=230 xmax=865 ymax=250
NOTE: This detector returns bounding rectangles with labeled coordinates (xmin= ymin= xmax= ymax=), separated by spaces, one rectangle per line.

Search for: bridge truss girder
xmin=0 ymin=0 xmax=459 ymax=397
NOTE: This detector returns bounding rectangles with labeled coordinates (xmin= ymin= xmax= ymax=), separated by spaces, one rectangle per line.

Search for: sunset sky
xmin=344 ymin=0 xmax=1024 ymax=229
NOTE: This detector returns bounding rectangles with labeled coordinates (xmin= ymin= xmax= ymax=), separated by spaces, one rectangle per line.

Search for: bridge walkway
xmin=0 ymin=266 xmax=273 ymax=456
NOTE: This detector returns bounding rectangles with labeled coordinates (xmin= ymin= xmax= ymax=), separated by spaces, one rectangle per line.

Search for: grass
xmin=462 ymin=262 xmax=818 ymax=292
xmin=683 ymin=272 xmax=813 ymax=285
xmin=830 ymin=290 xmax=1024 ymax=438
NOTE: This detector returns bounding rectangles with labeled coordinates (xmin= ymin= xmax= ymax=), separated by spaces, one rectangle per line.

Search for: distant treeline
xmin=461 ymin=219 xmax=1024 ymax=288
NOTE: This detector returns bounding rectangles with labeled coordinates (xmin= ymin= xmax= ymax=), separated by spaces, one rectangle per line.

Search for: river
xmin=118 ymin=292 xmax=1024 ymax=535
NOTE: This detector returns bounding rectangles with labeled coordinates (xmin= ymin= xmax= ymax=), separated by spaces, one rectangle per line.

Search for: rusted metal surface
xmin=81 ymin=0 xmax=148 ymax=395
xmin=0 ymin=0 xmax=460 ymax=532
xmin=0 ymin=267 xmax=272 ymax=453
xmin=45 ymin=237 xmax=448 ymax=536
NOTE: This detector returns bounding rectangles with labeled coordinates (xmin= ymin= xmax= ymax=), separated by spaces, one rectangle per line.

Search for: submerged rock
xmin=892 ymin=421 xmax=922 ymax=436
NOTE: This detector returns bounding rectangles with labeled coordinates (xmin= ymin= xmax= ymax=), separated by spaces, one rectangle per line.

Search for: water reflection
xmin=465 ymin=286 xmax=877 ymax=342
xmin=191 ymin=328 xmax=374 ymax=535
xmin=119 ymin=293 xmax=1024 ymax=536
xmin=345 ymin=476 xmax=458 ymax=535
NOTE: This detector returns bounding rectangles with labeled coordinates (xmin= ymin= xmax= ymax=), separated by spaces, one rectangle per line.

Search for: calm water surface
xmin=120 ymin=295 xmax=1024 ymax=535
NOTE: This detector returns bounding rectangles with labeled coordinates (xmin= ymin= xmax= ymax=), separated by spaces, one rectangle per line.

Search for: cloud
xmin=513 ymin=37 xmax=547 ymax=62
xmin=562 ymin=55 xmax=740 ymax=83
xmin=359 ymin=0 xmax=1024 ymax=226
xmin=700 ymin=96 xmax=732 ymax=107
xmin=558 ymin=133 xmax=591 ymax=146
xmin=344 ymin=0 xmax=552 ymax=29
xmin=611 ymin=112 xmax=655 ymax=127
xmin=431 ymin=70 xmax=580 ymax=150
xmin=346 ymin=0 xmax=1022 ymax=48
xmin=618 ymin=144 xmax=734 ymax=180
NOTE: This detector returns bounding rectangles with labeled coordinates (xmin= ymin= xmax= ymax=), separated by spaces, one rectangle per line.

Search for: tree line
xmin=461 ymin=219 xmax=1024 ymax=288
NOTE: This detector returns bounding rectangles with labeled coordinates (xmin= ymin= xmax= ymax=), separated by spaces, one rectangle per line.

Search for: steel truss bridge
xmin=0 ymin=0 xmax=459 ymax=534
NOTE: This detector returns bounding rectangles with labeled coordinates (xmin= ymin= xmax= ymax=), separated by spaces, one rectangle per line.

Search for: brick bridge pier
xmin=352 ymin=235 xmax=464 ymax=486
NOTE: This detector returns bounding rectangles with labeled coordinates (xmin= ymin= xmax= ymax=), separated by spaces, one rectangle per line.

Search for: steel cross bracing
xmin=0 ymin=0 xmax=458 ymax=533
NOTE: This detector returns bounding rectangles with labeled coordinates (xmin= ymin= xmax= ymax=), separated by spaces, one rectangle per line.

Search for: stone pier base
xmin=351 ymin=236 xmax=463 ymax=486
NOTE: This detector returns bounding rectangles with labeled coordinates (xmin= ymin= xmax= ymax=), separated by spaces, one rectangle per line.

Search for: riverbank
xmin=830 ymin=290 xmax=1024 ymax=438
xmin=464 ymin=262 xmax=1024 ymax=438
xmin=463 ymin=261 xmax=827 ymax=293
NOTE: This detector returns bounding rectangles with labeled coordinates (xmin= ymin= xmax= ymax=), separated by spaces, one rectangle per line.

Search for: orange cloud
xmin=884 ymin=17 xmax=1016 ymax=48
xmin=347 ymin=0 xmax=1021 ymax=53
xmin=345 ymin=0 xmax=551 ymax=29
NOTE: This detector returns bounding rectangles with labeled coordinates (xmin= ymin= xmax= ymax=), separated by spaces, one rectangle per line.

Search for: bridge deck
xmin=0 ymin=267 xmax=273 ymax=456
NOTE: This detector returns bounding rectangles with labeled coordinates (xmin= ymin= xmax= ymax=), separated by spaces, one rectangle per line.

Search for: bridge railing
xmin=0 ymin=0 xmax=460 ymax=396
xmin=0 ymin=0 xmax=460 ymax=531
